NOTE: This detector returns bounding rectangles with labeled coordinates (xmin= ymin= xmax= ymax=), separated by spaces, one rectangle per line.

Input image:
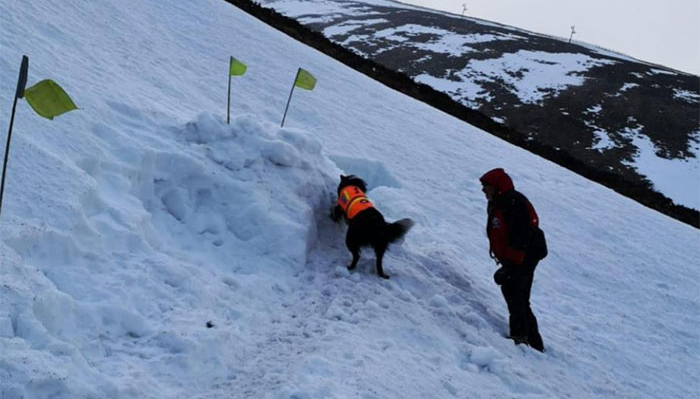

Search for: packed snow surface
xmin=1 ymin=0 xmax=699 ymax=398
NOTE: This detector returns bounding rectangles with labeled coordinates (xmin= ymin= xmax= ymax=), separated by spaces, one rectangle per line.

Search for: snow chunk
xmin=428 ymin=294 xmax=450 ymax=308
xmin=182 ymin=113 xmax=231 ymax=144
xmin=469 ymin=346 xmax=501 ymax=370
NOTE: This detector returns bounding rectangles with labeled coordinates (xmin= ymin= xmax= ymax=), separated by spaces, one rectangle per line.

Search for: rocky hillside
xmin=236 ymin=0 xmax=700 ymax=226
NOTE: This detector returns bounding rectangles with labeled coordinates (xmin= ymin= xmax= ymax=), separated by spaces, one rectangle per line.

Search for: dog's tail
xmin=384 ymin=218 xmax=414 ymax=244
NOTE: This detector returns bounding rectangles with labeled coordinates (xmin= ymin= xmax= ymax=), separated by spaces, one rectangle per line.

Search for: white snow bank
xmin=0 ymin=111 xmax=342 ymax=398
xmin=161 ymin=112 xmax=340 ymax=273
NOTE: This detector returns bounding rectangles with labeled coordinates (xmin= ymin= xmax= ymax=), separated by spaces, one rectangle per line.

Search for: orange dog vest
xmin=337 ymin=186 xmax=374 ymax=219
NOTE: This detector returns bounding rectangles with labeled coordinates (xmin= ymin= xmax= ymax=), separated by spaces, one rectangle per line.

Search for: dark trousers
xmin=500 ymin=260 xmax=544 ymax=351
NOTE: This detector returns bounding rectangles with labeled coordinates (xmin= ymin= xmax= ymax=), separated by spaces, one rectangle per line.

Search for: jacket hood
xmin=480 ymin=168 xmax=514 ymax=195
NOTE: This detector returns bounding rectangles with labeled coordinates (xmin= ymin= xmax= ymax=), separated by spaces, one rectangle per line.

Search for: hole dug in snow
xmin=328 ymin=155 xmax=413 ymax=224
xmin=329 ymin=155 xmax=403 ymax=191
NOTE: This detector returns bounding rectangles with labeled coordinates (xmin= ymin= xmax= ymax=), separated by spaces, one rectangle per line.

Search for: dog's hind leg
xmin=348 ymin=249 xmax=360 ymax=271
xmin=373 ymin=243 xmax=390 ymax=279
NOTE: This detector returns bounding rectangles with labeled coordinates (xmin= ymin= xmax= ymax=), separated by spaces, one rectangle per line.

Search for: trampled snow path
xmin=209 ymin=215 xmax=519 ymax=399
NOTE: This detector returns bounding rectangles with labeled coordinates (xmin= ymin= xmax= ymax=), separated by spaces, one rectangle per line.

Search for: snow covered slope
xmin=1 ymin=0 xmax=699 ymax=398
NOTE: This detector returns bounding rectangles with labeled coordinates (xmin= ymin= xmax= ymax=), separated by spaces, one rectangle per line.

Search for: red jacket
xmin=480 ymin=169 xmax=540 ymax=266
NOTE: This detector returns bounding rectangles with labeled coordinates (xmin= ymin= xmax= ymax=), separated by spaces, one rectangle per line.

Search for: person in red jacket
xmin=480 ymin=168 xmax=547 ymax=352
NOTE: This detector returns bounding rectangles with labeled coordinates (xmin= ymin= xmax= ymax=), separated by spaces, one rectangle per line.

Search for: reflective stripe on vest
xmin=338 ymin=185 xmax=374 ymax=219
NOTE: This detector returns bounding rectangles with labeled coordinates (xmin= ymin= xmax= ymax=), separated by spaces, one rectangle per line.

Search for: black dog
xmin=331 ymin=175 xmax=413 ymax=279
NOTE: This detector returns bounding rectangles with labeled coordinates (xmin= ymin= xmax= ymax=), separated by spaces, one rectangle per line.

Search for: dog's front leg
xmin=345 ymin=239 xmax=360 ymax=270
xmin=346 ymin=234 xmax=361 ymax=271
xmin=330 ymin=205 xmax=343 ymax=222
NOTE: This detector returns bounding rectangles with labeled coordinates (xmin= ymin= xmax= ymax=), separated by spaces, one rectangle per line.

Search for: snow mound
xmin=0 ymin=111 xmax=343 ymax=398
xmin=146 ymin=112 xmax=341 ymax=274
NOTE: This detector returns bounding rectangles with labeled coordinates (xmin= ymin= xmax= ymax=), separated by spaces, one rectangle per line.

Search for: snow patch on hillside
xmin=461 ymin=51 xmax=616 ymax=104
xmin=586 ymin=124 xmax=618 ymax=152
xmin=369 ymin=25 xmax=516 ymax=56
xmin=414 ymin=73 xmax=493 ymax=107
xmin=674 ymin=89 xmax=700 ymax=103
xmin=623 ymin=128 xmax=700 ymax=209
xmin=411 ymin=51 xmax=619 ymax=106
xmin=323 ymin=18 xmax=389 ymax=37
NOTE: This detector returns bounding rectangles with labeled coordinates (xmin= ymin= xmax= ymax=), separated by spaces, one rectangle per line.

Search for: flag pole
xmin=1 ymin=55 xmax=29 ymax=224
xmin=281 ymin=68 xmax=300 ymax=128
xmin=227 ymin=57 xmax=232 ymax=124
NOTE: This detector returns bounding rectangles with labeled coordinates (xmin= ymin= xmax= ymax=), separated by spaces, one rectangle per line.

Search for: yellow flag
xmin=229 ymin=57 xmax=247 ymax=76
xmin=23 ymin=79 xmax=77 ymax=120
xmin=294 ymin=68 xmax=316 ymax=91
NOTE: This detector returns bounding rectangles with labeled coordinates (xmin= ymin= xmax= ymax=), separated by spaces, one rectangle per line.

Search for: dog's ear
xmin=358 ymin=179 xmax=368 ymax=192
xmin=340 ymin=174 xmax=347 ymax=181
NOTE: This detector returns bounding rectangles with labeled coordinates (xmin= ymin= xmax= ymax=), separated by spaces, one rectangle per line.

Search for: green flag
xmin=23 ymin=79 xmax=77 ymax=120
xmin=294 ymin=68 xmax=316 ymax=91
xmin=229 ymin=57 xmax=247 ymax=76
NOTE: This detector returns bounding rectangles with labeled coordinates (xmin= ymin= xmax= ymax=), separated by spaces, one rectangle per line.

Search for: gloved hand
xmin=493 ymin=266 xmax=512 ymax=285
xmin=489 ymin=250 xmax=500 ymax=264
